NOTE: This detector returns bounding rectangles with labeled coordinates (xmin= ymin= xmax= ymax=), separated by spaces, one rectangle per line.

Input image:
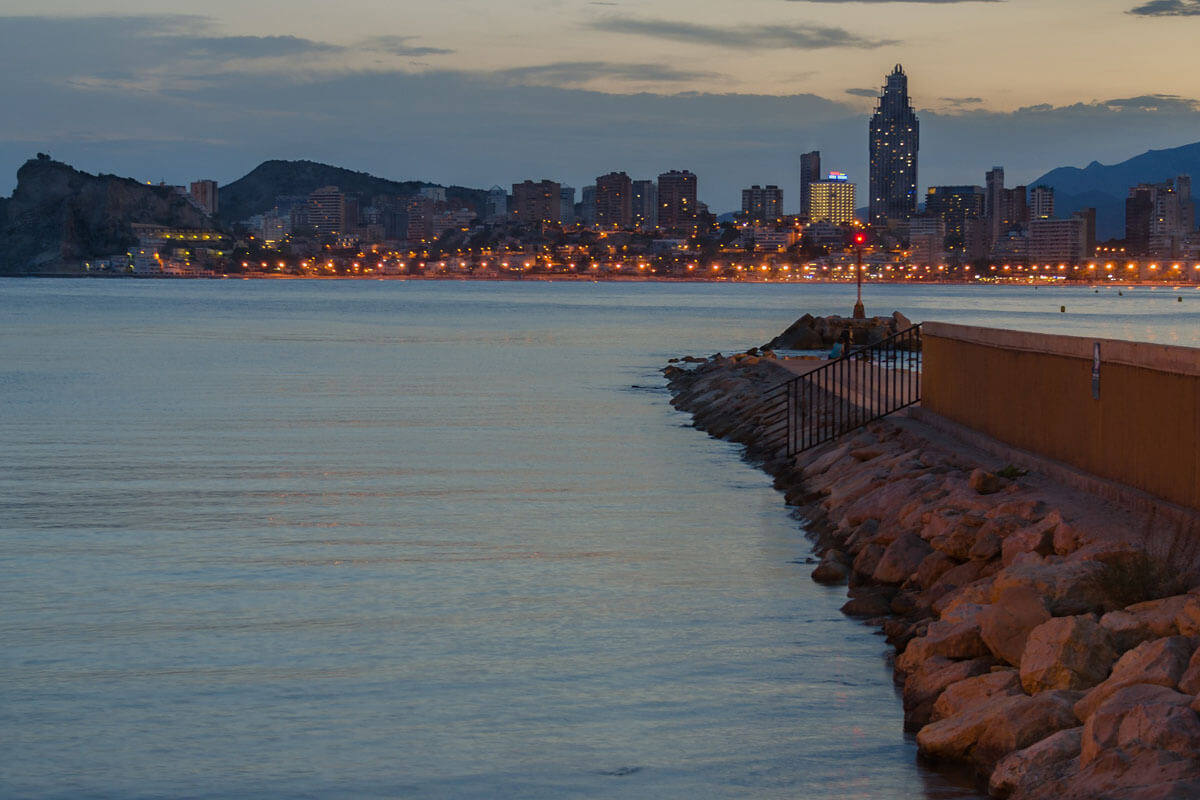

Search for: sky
xmin=2 ymin=0 xmax=1200 ymax=214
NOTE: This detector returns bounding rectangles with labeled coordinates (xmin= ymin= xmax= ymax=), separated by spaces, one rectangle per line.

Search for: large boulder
xmin=931 ymin=669 xmax=1023 ymax=722
xmin=1000 ymin=513 xmax=1061 ymax=566
xmin=896 ymin=615 xmax=990 ymax=675
xmin=928 ymin=514 xmax=987 ymax=561
xmin=917 ymin=690 xmax=1080 ymax=771
xmin=979 ymin=585 xmax=1052 ymax=666
xmin=872 ymin=530 xmax=932 ymax=584
xmin=1020 ymin=615 xmax=1117 ymax=694
xmin=900 ymin=656 xmax=994 ymax=728
xmin=1056 ymin=748 xmax=1200 ymax=800
xmin=1079 ymin=684 xmax=1193 ymax=766
xmin=988 ymin=726 xmax=1082 ymax=799
xmin=991 ymin=558 xmax=1120 ymax=616
xmin=1100 ymin=594 xmax=1190 ymax=652
xmin=1177 ymin=646 xmax=1200 ymax=695
xmin=811 ymin=550 xmax=850 ymax=584
xmin=1074 ymin=636 xmax=1195 ymax=721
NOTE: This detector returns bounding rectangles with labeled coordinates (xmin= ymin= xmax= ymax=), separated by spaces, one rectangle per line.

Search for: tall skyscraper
xmin=799 ymin=151 xmax=821 ymax=219
xmin=741 ymin=185 xmax=783 ymax=222
xmin=657 ymin=170 xmax=697 ymax=232
xmin=595 ymin=172 xmax=633 ymax=229
xmin=868 ymin=65 xmax=919 ymax=227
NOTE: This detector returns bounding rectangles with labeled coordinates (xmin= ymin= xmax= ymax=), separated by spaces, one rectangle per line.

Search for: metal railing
xmin=761 ymin=324 xmax=922 ymax=456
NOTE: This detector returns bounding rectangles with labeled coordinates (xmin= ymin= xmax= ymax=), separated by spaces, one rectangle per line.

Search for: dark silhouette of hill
xmin=0 ymin=154 xmax=212 ymax=274
xmin=219 ymin=160 xmax=488 ymax=223
xmin=1030 ymin=141 xmax=1200 ymax=240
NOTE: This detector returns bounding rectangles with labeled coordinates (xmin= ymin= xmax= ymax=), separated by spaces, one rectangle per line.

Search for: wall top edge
xmin=922 ymin=322 xmax=1200 ymax=378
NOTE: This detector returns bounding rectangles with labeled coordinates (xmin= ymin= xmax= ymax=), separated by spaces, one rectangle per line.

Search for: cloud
xmin=493 ymin=61 xmax=720 ymax=87
xmin=587 ymin=18 xmax=895 ymax=49
xmin=1128 ymin=0 xmax=1200 ymax=14
xmin=939 ymin=96 xmax=984 ymax=107
xmin=361 ymin=35 xmax=454 ymax=57
xmin=845 ymin=87 xmax=880 ymax=97
xmin=1017 ymin=94 xmax=1200 ymax=113
xmin=162 ymin=35 xmax=342 ymax=59
xmin=789 ymin=0 xmax=1000 ymax=3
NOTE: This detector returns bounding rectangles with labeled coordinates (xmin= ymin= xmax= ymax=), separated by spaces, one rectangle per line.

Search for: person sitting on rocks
xmin=829 ymin=329 xmax=851 ymax=359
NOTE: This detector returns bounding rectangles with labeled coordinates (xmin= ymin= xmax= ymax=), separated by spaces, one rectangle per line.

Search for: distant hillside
xmin=219 ymin=160 xmax=489 ymax=223
xmin=0 ymin=155 xmax=213 ymax=275
xmin=1030 ymin=141 xmax=1200 ymax=240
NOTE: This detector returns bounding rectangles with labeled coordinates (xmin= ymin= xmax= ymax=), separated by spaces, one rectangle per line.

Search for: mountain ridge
xmin=218 ymin=160 xmax=489 ymax=223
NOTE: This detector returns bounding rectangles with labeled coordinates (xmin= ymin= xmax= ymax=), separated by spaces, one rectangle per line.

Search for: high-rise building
xmin=983 ymin=168 xmax=1030 ymax=250
xmin=579 ymin=185 xmax=597 ymax=227
xmin=189 ymin=180 xmax=218 ymax=216
xmin=632 ymin=180 xmax=657 ymax=230
xmin=342 ymin=195 xmax=361 ymax=236
xmin=595 ymin=172 xmax=632 ymax=229
xmin=510 ymin=179 xmax=561 ymax=225
xmin=485 ymin=186 xmax=508 ymax=222
xmin=1126 ymin=177 xmax=1194 ymax=256
xmin=868 ymin=65 xmax=919 ymax=227
xmin=741 ymin=185 xmax=783 ymax=222
xmin=308 ymin=186 xmax=345 ymax=237
xmin=657 ymin=170 xmax=697 ymax=232
xmin=908 ymin=215 xmax=946 ymax=265
xmin=925 ymin=185 xmax=985 ymax=249
xmin=406 ymin=195 xmax=434 ymax=242
xmin=1073 ymin=207 xmax=1097 ymax=258
xmin=560 ymin=186 xmax=576 ymax=225
xmin=799 ymin=151 xmax=821 ymax=219
xmin=1029 ymin=218 xmax=1086 ymax=264
xmin=809 ymin=173 xmax=856 ymax=225
xmin=985 ymin=167 xmax=1006 ymax=244
xmin=1030 ymin=185 xmax=1055 ymax=220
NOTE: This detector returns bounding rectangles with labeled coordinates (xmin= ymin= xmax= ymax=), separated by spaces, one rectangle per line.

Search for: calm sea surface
xmin=3 ymin=280 xmax=1197 ymax=799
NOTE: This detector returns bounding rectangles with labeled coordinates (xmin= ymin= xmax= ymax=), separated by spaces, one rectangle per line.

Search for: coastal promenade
xmin=664 ymin=321 xmax=1200 ymax=799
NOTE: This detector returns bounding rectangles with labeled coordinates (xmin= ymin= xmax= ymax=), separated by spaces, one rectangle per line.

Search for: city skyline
xmin=2 ymin=2 xmax=1200 ymax=210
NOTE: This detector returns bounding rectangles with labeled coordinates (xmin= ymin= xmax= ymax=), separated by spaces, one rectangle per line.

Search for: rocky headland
xmin=664 ymin=331 xmax=1200 ymax=799
xmin=0 ymin=155 xmax=215 ymax=275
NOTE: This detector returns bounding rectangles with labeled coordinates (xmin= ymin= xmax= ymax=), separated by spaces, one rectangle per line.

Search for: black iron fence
xmin=761 ymin=324 xmax=923 ymax=456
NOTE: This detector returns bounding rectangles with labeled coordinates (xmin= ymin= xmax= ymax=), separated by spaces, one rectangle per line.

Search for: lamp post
xmin=852 ymin=232 xmax=866 ymax=319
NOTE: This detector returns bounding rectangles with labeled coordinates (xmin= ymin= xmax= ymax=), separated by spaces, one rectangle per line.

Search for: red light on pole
xmin=853 ymin=233 xmax=866 ymax=319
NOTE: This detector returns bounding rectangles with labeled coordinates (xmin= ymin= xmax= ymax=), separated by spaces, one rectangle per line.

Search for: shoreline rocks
xmin=664 ymin=346 xmax=1200 ymax=799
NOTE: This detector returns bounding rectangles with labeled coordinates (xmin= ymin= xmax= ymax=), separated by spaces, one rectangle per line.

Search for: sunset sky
xmin=2 ymin=0 xmax=1199 ymax=212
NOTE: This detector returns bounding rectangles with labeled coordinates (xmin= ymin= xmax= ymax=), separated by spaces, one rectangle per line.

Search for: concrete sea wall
xmin=664 ymin=348 xmax=1200 ymax=799
xmin=923 ymin=323 xmax=1200 ymax=512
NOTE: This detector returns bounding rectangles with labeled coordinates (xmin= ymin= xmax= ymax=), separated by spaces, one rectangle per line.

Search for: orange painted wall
xmin=924 ymin=333 xmax=1199 ymax=511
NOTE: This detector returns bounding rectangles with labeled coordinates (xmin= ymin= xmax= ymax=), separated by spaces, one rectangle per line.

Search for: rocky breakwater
xmin=664 ymin=343 xmax=1200 ymax=799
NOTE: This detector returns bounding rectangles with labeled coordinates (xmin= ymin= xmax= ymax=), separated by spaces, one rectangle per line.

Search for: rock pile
xmin=762 ymin=311 xmax=914 ymax=351
xmin=664 ymin=350 xmax=1200 ymax=800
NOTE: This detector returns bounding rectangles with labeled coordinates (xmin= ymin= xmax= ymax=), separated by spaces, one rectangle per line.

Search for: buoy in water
xmin=1060 ymin=305 xmax=1066 ymax=313
xmin=1179 ymin=296 xmax=1184 ymax=302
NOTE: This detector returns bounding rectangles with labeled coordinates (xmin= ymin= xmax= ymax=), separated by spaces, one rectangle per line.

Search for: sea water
xmin=2 ymin=279 xmax=1197 ymax=799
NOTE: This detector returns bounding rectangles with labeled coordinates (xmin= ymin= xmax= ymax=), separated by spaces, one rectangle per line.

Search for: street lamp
xmin=853 ymin=232 xmax=867 ymax=319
